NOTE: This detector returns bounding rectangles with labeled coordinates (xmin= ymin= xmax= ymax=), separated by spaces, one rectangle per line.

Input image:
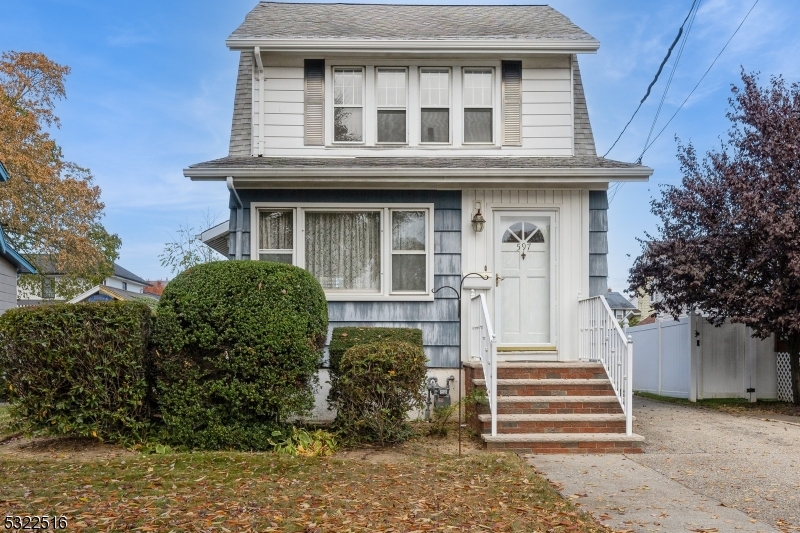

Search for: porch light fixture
xmin=471 ymin=207 xmax=486 ymax=232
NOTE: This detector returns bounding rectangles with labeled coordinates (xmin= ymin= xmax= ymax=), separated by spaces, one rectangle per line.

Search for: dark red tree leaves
xmin=629 ymin=70 xmax=800 ymax=404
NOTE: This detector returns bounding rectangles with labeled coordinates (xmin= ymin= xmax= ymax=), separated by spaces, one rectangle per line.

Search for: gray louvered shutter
xmin=502 ymin=61 xmax=522 ymax=146
xmin=304 ymin=59 xmax=325 ymax=146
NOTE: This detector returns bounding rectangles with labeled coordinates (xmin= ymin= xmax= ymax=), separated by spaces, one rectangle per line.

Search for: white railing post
xmin=626 ymin=334 xmax=633 ymax=436
xmin=471 ymin=292 xmax=498 ymax=437
xmin=579 ymin=295 xmax=634 ymax=434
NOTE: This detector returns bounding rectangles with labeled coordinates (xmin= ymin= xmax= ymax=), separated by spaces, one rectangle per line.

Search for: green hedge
xmin=328 ymin=327 xmax=423 ymax=374
xmin=330 ymin=341 xmax=427 ymax=445
xmin=0 ymin=301 xmax=153 ymax=444
xmin=152 ymin=260 xmax=328 ymax=450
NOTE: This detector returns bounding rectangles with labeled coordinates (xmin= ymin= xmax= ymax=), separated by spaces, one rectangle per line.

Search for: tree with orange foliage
xmin=0 ymin=51 xmax=120 ymax=298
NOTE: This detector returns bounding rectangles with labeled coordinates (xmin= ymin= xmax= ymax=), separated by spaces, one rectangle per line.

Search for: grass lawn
xmin=0 ymin=413 xmax=613 ymax=533
xmin=635 ymin=391 xmax=800 ymax=417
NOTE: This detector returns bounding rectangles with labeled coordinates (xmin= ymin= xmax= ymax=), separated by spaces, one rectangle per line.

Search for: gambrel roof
xmin=228 ymin=3 xmax=597 ymax=44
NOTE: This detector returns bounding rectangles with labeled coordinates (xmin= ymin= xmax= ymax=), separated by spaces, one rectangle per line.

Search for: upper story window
xmin=376 ymin=68 xmax=407 ymax=144
xmin=333 ymin=67 xmax=364 ymax=142
xmin=463 ymin=68 xmax=494 ymax=143
xmin=419 ymin=68 xmax=450 ymax=143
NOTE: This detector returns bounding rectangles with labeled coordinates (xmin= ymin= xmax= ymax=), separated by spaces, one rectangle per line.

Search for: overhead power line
xmin=636 ymin=0 xmax=761 ymax=162
xmin=602 ymin=0 xmax=699 ymax=158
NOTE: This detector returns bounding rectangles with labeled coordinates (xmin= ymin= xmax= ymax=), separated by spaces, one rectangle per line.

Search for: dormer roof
xmin=227 ymin=2 xmax=599 ymax=53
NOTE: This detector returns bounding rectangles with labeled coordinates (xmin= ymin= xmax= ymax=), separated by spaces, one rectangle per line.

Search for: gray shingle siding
xmin=230 ymin=3 xmax=596 ymax=42
xmin=589 ymin=190 xmax=608 ymax=296
xmin=572 ymin=55 xmax=597 ymax=157
xmin=233 ymin=189 xmax=461 ymax=368
xmin=229 ymin=52 xmax=252 ymax=157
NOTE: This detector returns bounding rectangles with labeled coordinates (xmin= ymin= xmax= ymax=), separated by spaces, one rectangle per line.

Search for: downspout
xmin=227 ymin=176 xmax=243 ymax=260
xmin=253 ymin=46 xmax=264 ymax=156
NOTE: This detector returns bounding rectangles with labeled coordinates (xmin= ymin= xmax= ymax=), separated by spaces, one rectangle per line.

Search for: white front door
xmin=495 ymin=212 xmax=554 ymax=348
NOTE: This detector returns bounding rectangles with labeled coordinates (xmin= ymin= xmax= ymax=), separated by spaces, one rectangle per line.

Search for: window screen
xmin=420 ymin=69 xmax=450 ymax=143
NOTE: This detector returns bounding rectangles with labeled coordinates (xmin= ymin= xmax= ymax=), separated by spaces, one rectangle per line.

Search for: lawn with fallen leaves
xmin=0 ymin=434 xmax=616 ymax=532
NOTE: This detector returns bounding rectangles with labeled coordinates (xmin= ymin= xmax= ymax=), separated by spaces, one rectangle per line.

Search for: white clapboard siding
xmin=252 ymin=66 xmax=306 ymax=152
xmin=263 ymin=66 xmax=304 ymax=79
xmin=521 ymin=66 xmax=572 ymax=156
xmin=263 ymin=125 xmax=305 ymax=138
xmin=264 ymin=78 xmax=304 ymax=91
xmin=522 ymin=114 xmax=572 ymax=127
xmin=263 ymin=113 xmax=304 ymax=126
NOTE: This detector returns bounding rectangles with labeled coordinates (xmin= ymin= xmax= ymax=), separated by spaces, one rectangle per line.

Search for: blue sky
xmin=1 ymin=0 xmax=797 ymax=290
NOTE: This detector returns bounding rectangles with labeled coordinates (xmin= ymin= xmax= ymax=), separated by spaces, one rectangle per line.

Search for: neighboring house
xmin=0 ymin=162 xmax=37 ymax=314
xmin=187 ymin=3 xmax=653 ymax=449
xmin=604 ymin=291 xmax=639 ymax=321
xmin=631 ymin=287 xmax=662 ymax=318
xmin=69 ymin=285 xmax=160 ymax=309
xmin=17 ymin=260 xmax=151 ymax=306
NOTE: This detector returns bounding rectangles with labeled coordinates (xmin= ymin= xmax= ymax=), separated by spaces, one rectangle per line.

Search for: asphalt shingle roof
xmin=189 ymin=155 xmax=643 ymax=171
xmin=605 ymin=292 xmax=637 ymax=310
xmin=229 ymin=3 xmax=596 ymax=42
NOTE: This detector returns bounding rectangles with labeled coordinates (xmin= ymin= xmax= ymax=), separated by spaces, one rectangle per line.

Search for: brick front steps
xmin=464 ymin=362 xmax=644 ymax=454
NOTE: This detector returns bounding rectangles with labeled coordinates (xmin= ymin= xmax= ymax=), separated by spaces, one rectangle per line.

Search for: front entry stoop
xmin=463 ymin=362 xmax=645 ymax=454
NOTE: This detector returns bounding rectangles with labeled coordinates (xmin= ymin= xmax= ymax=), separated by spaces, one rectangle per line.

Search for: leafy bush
xmin=0 ymin=301 xmax=153 ymax=444
xmin=268 ymin=427 xmax=338 ymax=457
xmin=152 ymin=260 xmax=328 ymax=450
xmin=331 ymin=341 xmax=427 ymax=445
xmin=328 ymin=327 xmax=423 ymax=375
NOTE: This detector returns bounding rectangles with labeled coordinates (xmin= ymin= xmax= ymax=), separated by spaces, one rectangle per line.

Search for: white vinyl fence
xmin=628 ymin=314 xmax=779 ymax=401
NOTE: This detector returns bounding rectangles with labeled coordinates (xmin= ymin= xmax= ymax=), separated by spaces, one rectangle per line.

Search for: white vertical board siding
xmin=521 ymin=66 xmax=573 ymax=155
xmin=253 ymin=65 xmax=305 ymax=151
xmin=0 ymin=258 xmax=17 ymax=314
xmin=461 ymin=189 xmax=586 ymax=361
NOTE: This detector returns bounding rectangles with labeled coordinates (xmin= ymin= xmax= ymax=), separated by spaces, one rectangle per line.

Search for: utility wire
xmin=602 ymin=0 xmax=699 ymax=158
xmin=637 ymin=0 xmax=760 ymax=161
xmin=610 ymin=1 xmax=700 ymax=204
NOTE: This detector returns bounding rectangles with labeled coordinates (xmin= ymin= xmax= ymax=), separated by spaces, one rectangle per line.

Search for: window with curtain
xmin=420 ymin=69 xmax=450 ymax=143
xmin=333 ymin=68 xmax=364 ymax=142
xmin=258 ymin=210 xmax=294 ymax=263
xmin=376 ymin=68 xmax=407 ymax=143
xmin=305 ymin=211 xmax=381 ymax=291
xmin=391 ymin=210 xmax=427 ymax=292
xmin=463 ymin=68 xmax=493 ymax=143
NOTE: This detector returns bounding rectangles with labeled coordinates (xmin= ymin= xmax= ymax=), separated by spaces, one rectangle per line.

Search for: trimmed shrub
xmin=331 ymin=341 xmax=427 ymax=445
xmin=328 ymin=327 xmax=423 ymax=375
xmin=0 ymin=301 xmax=153 ymax=444
xmin=152 ymin=260 xmax=327 ymax=450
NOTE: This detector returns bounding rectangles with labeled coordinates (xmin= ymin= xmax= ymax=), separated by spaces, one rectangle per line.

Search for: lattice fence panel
xmin=776 ymin=352 xmax=794 ymax=403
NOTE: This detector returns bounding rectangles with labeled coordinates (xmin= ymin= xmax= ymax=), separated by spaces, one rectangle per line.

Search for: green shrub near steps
xmin=0 ymin=301 xmax=153 ymax=444
xmin=152 ymin=260 xmax=328 ymax=450
xmin=328 ymin=327 xmax=423 ymax=374
xmin=331 ymin=340 xmax=427 ymax=445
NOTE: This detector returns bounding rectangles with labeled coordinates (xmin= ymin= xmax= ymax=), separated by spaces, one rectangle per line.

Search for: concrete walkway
xmin=525 ymin=397 xmax=800 ymax=533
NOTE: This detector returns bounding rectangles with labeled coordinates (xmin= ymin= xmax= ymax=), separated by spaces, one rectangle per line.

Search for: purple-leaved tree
xmin=629 ymin=71 xmax=800 ymax=405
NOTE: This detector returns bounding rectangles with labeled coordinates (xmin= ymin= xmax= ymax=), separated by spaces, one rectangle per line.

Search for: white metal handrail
xmin=578 ymin=295 xmax=634 ymax=435
xmin=470 ymin=291 xmax=498 ymax=436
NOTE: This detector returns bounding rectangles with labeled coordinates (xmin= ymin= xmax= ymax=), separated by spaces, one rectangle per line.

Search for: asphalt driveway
xmin=526 ymin=396 xmax=800 ymax=533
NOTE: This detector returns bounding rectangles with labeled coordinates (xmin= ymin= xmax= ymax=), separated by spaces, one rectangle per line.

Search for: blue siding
xmin=589 ymin=190 xmax=608 ymax=296
xmin=236 ymin=189 xmax=462 ymax=368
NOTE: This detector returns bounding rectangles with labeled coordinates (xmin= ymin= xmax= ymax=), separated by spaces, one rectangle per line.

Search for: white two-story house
xmin=188 ymin=2 xmax=652 ymax=452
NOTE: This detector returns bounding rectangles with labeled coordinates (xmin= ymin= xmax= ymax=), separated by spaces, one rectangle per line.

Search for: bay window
xmin=419 ymin=68 xmax=450 ymax=143
xmin=253 ymin=205 xmax=433 ymax=299
xmin=463 ymin=68 xmax=494 ymax=143
xmin=376 ymin=68 xmax=407 ymax=143
xmin=333 ymin=67 xmax=364 ymax=142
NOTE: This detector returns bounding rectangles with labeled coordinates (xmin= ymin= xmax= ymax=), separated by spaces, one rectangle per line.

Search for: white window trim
xmin=331 ymin=66 xmax=366 ymax=145
xmin=462 ymin=67 xmax=495 ymax=145
xmin=254 ymin=208 xmax=297 ymax=264
xmin=250 ymin=202 xmax=435 ymax=302
xmin=375 ymin=67 xmax=409 ymax=145
xmin=419 ymin=67 xmax=452 ymax=145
